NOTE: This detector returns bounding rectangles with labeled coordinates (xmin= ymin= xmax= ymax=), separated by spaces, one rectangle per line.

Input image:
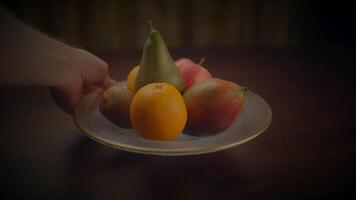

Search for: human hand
xmin=50 ymin=48 xmax=116 ymax=114
xmin=1 ymin=9 xmax=116 ymax=114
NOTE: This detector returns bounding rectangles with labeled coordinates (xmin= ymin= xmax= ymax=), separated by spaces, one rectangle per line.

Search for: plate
xmin=73 ymin=82 xmax=272 ymax=156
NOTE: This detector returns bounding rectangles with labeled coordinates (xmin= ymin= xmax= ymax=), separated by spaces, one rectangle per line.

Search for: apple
xmin=175 ymin=58 xmax=212 ymax=90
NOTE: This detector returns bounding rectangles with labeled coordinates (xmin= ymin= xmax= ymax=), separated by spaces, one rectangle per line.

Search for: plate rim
xmin=74 ymin=115 xmax=271 ymax=156
xmin=73 ymin=89 xmax=272 ymax=156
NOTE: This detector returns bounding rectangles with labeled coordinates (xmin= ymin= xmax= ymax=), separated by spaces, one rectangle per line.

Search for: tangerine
xmin=127 ymin=66 xmax=139 ymax=91
xmin=130 ymin=82 xmax=187 ymax=141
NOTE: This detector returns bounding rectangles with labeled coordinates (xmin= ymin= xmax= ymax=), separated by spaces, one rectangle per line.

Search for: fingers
xmin=82 ymin=69 xmax=116 ymax=90
xmin=50 ymin=82 xmax=104 ymax=114
xmin=75 ymin=49 xmax=116 ymax=89
xmin=76 ymin=49 xmax=109 ymax=84
xmin=97 ymin=75 xmax=117 ymax=89
xmin=49 ymin=83 xmax=81 ymax=114
xmin=51 ymin=48 xmax=117 ymax=114
xmin=82 ymin=81 xmax=99 ymax=95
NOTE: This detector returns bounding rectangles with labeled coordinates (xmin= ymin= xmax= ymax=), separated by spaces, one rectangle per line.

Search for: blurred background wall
xmin=1 ymin=0 xmax=354 ymax=51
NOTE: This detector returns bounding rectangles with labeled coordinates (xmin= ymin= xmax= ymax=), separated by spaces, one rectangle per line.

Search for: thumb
xmin=97 ymin=75 xmax=117 ymax=89
xmin=81 ymin=74 xmax=117 ymax=95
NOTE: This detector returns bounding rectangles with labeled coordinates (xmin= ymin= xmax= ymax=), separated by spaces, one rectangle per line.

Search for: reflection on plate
xmin=74 ymin=83 xmax=272 ymax=156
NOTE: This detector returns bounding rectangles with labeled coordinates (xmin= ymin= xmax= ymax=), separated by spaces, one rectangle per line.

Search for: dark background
xmin=1 ymin=0 xmax=355 ymax=51
xmin=1 ymin=0 xmax=356 ymax=199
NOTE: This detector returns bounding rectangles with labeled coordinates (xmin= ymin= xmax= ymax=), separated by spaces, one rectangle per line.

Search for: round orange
xmin=130 ymin=82 xmax=187 ymax=141
xmin=127 ymin=66 xmax=139 ymax=91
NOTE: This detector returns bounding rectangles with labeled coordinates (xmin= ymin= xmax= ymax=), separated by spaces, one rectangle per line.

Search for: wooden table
xmin=1 ymin=47 xmax=355 ymax=199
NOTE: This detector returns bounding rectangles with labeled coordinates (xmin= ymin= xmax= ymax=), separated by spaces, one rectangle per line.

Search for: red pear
xmin=183 ymin=78 xmax=247 ymax=135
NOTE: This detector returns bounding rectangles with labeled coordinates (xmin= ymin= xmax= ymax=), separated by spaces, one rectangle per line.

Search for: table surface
xmin=1 ymin=47 xmax=355 ymax=199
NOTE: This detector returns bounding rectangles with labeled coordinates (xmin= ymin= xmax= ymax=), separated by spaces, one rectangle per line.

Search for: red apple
xmin=183 ymin=78 xmax=247 ymax=135
xmin=175 ymin=58 xmax=194 ymax=67
xmin=175 ymin=58 xmax=212 ymax=90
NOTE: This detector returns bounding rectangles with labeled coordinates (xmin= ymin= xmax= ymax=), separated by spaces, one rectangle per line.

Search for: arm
xmin=0 ymin=7 xmax=116 ymax=113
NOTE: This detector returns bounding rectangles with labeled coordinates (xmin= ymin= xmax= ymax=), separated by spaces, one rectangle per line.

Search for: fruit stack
xmin=100 ymin=24 xmax=247 ymax=141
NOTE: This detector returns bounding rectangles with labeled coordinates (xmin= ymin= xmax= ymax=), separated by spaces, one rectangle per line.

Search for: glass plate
xmin=74 ymin=83 xmax=272 ymax=156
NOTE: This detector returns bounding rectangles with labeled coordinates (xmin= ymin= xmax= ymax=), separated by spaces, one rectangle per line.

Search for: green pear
xmin=135 ymin=22 xmax=184 ymax=92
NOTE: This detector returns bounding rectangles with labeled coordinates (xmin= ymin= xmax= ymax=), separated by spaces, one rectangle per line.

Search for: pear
xmin=100 ymin=86 xmax=133 ymax=129
xmin=183 ymin=78 xmax=247 ymax=135
xmin=135 ymin=22 xmax=184 ymax=92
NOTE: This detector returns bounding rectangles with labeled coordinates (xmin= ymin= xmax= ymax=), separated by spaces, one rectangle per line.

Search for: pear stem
xmin=199 ymin=57 xmax=205 ymax=65
xmin=148 ymin=20 xmax=154 ymax=31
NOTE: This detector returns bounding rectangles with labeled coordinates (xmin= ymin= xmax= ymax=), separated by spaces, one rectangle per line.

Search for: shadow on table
xmin=67 ymin=136 xmax=249 ymax=199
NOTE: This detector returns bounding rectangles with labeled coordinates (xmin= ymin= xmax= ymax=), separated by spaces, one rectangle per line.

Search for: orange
xmin=130 ymin=82 xmax=187 ymax=141
xmin=127 ymin=66 xmax=140 ymax=91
